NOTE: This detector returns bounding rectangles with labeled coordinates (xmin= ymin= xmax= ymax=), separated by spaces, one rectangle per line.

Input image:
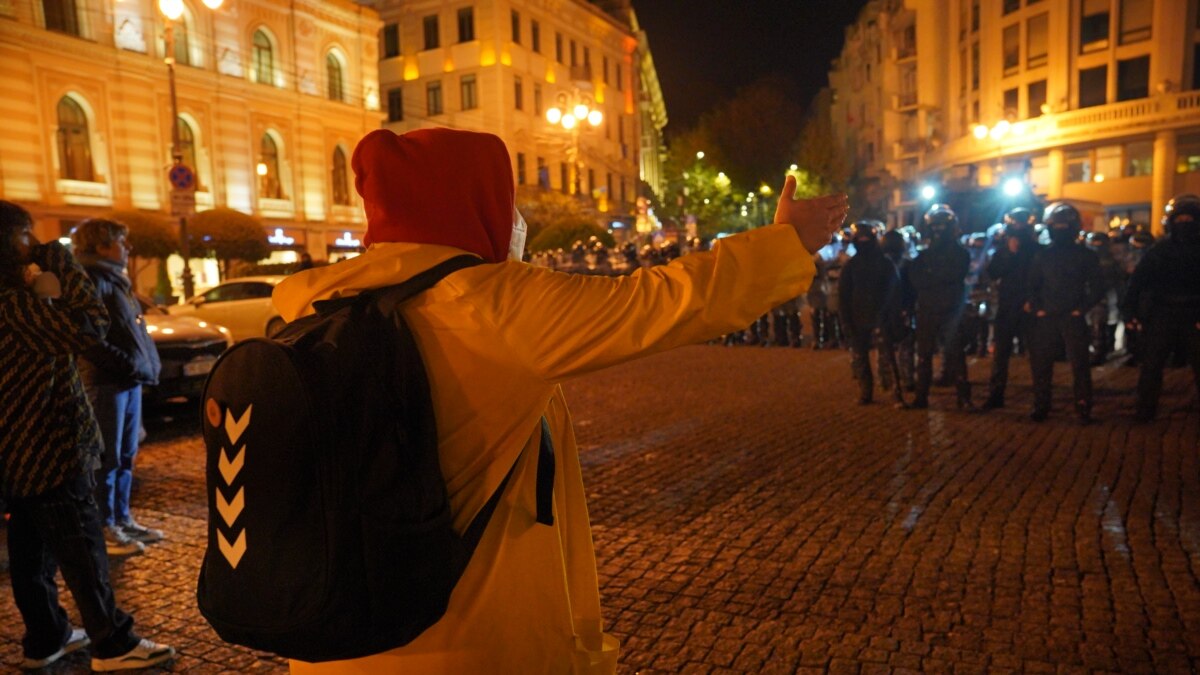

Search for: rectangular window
xmin=959 ymin=45 xmax=968 ymax=93
xmin=1081 ymin=0 xmax=1110 ymax=52
xmin=555 ymin=33 xmax=563 ymax=63
xmin=387 ymin=87 xmax=403 ymax=122
xmin=423 ymin=15 xmax=439 ymax=50
xmin=514 ymin=75 xmax=523 ymax=110
xmin=1066 ymin=149 xmax=1092 ymax=183
xmin=603 ymin=55 xmax=609 ymax=84
xmin=616 ymin=64 xmax=623 ymax=91
xmin=382 ymin=23 xmax=400 ymax=59
xmin=1003 ymin=0 xmax=1020 ymax=14
xmin=971 ymin=41 xmax=980 ymax=90
xmin=533 ymin=83 xmax=542 ymax=115
xmin=516 ymin=152 xmax=526 ymax=185
xmin=1176 ymin=133 xmax=1200 ymax=173
xmin=1027 ymin=13 xmax=1048 ymax=68
xmin=460 ymin=74 xmax=477 ymax=110
xmin=537 ymin=156 xmax=548 ymax=188
xmin=1079 ymin=65 xmax=1107 ymax=107
xmin=1194 ymin=44 xmax=1200 ymax=91
xmin=1004 ymin=87 xmax=1019 ymax=117
xmin=511 ymin=10 xmax=520 ymax=43
xmin=1117 ymin=55 xmax=1150 ymax=101
xmin=457 ymin=7 xmax=474 ymax=43
xmin=1126 ymin=140 xmax=1153 ymax=176
xmin=971 ymin=0 xmax=980 ymax=32
xmin=531 ymin=20 xmax=540 ymax=52
xmin=427 ymin=80 xmax=443 ymax=115
xmin=583 ymin=47 xmax=590 ymax=67
xmin=1119 ymin=0 xmax=1152 ymax=44
xmin=607 ymin=173 xmax=613 ymax=202
xmin=570 ymin=39 xmax=577 ymax=66
xmin=620 ymin=179 xmax=626 ymax=207
xmin=560 ymin=163 xmax=569 ymax=193
xmin=1028 ymin=79 xmax=1047 ymax=117
xmin=1096 ymin=145 xmax=1122 ymax=180
xmin=1003 ymin=24 xmax=1020 ymax=76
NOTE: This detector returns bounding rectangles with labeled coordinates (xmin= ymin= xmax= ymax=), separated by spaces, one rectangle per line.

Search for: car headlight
xmin=217 ymin=325 xmax=234 ymax=348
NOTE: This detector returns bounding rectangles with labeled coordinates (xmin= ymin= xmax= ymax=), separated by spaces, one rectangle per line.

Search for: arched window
xmin=176 ymin=117 xmax=199 ymax=185
xmin=326 ymin=52 xmax=345 ymax=102
xmin=56 ymin=96 xmax=94 ymax=181
xmin=331 ymin=147 xmax=350 ymax=205
xmin=43 ymin=0 xmax=80 ymax=35
xmin=259 ymin=133 xmax=283 ymax=199
xmin=252 ymin=30 xmax=274 ymax=86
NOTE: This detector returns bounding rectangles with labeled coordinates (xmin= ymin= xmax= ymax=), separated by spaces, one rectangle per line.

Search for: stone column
xmin=1046 ymin=147 xmax=1065 ymax=202
xmin=1151 ymin=129 xmax=1178 ymax=237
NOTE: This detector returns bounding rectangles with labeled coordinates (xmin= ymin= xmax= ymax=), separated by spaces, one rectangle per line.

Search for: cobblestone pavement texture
xmin=1 ymin=346 xmax=1198 ymax=674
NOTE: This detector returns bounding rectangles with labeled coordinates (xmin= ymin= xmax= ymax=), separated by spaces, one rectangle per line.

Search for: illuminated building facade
xmin=368 ymin=0 xmax=665 ymax=224
xmin=830 ymin=0 xmax=1200 ymax=233
xmin=0 ymin=0 xmax=381 ymax=292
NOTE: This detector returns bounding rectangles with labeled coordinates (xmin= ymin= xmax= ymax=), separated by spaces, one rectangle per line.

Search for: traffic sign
xmin=168 ymin=164 xmax=196 ymax=191
xmin=170 ymin=189 xmax=196 ymax=217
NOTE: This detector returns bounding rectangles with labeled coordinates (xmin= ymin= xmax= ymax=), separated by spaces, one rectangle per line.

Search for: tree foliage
xmin=696 ymin=75 xmax=806 ymax=191
xmin=106 ymin=210 xmax=177 ymax=294
xmin=790 ymin=88 xmax=848 ymax=197
xmin=515 ymin=185 xmax=607 ymax=247
xmin=189 ymin=208 xmax=271 ymax=279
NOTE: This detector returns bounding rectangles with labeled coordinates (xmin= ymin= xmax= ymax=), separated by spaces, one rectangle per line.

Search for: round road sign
xmin=168 ymin=164 xmax=196 ymax=191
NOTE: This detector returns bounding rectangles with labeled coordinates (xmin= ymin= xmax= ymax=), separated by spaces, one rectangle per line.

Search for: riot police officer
xmin=908 ymin=204 xmax=972 ymax=409
xmin=982 ymin=207 xmax=1039 ymax=410
xmin=880 ymin=228 xmax=916 ymax=393
xmin=1121 ymin=194 xmax=1200 ymax=422
xmin=1027 ymin=203 xmax=1105 ymax=423
xmin=838 ymin=220 xmax=900 ymax=404
xmin=1084 ymin=231 xmax=1121 ymax=365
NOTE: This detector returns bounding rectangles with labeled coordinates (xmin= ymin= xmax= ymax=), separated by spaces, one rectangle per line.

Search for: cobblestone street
xmin=2 ymin=345 xmax=1198 ymax=673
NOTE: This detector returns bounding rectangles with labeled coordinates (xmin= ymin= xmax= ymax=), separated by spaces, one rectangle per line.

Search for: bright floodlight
xmin=159 ymin=0 xmax=184 ymax=19
xmin=573 ymin=104 xmax=589 ymax=120
xmin=790 ymin=163 xmax=799 ymax=171
xmin=201 ymin=0 xmax=223 ymax=8
xmin=920 ymin=185 xmax=936 ymax=200
xmin=1003 ymin=178 xmax=1024 ymax=197
xmin=545 ymin=107 xmax=562 ymax=124
xmin=587 ymin=110 xmax=603 ymax=126
xmin=561 ymin=114 xmax=577 ymax=130
xmin=973 ymin=124 xmax=989 ymax=140
xmin=759 ymin=184 xmax=773 ymax=195
xmin=990 ymin=120 xmax=1011 ymax=140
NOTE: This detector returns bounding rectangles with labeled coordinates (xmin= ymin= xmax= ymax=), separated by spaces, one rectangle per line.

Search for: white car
xmin=168 ymin=275 xmax=287 ymax=342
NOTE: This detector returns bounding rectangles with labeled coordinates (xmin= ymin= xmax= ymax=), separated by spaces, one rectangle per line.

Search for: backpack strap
xmin=312 ymin=254 xmax=483 ymax=317
xmin=535 ymin=417 xmax=555 ymax=526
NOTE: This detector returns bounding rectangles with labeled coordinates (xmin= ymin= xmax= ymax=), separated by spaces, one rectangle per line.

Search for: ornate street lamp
xmin=160 ymin=0 xmax=222 ymax=299
xmin=545 ymin=91 xmax=602 ymax=197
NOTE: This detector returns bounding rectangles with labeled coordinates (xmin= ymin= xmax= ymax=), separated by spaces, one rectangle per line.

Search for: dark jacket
xmin=907 ymin=238 xmax=970 ymax=315
xmin=76 ymin=253 xmax=161 ymax=388
xmin=1028 ymin=242 xmax=1105 ymax=317
xmin=1121 ymin=240 xmax=1200 ymax=322
xmin=838 ymin=239 xmax=899 ymax=335
xmin=986 ymin=236 xmax=1039 ymax=317
xmin=0 ymin=243 xmax=107 ymax=498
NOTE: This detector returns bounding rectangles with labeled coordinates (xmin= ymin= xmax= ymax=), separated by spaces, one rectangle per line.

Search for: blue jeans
xmin=86 ymin=384 xmax=142 ymax=526
xmin=5 ymin=472 xmax=140 ymax=659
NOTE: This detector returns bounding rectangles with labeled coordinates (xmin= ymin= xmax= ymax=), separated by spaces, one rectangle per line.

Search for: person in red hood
xmin=275 ymin=128 xmax=847 ymax=674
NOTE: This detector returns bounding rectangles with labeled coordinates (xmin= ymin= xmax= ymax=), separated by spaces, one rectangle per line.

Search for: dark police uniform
xmin=838 ymin=221 xmax=900 ymax=404
xmin=908 ymin=205 xmax=971 ymax=409
xmin=982 ymin=209 xmax=1039 ymax=409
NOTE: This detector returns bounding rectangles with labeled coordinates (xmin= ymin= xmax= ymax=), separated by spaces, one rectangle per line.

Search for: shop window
xmin=461 ymin=74 xmax=477 ymax=110
xmin=332 ymin=147 xmax=350 ymax=206
xmin=1095 ymin=145 xmax=1122 ymax=181
xmin=423 ymin=15 xmax=439 ymax=50
xmin=1081 ymin=0 xmax=1110 ymax=52
xmin=56 ymin=96 xmax=94 ymax=182
xmin=387 ymin=87 xmax=403 ymax=122
xmin=1126 ymin=141 xmax=1153 ymax=176
xmin=381 ymin=23 xmax=399 ymax=59
xmin=457 ymin=7 xmax=474 ymax=43
xmin=1027 ymin=79 xmax=1047 ymax=117
xmin=1003 ymin=24 xmax=1020 ymax=76
xmin=326 ymin=52 xmax=344 ymax=102
xmin=427 ymin=80 xmax=443 ymax=115
xmin=1079 ymin=65 xmax=1107 ymax=108
xmin=252 ymin=30 xmax=275 ymax=86
xmin=43 ymin=0 xmax=79 ymax=35
xmin=1176 ymin=133 xmax=1200 ymax=173
xmin=1066 ymin=149 xmax=1092 ymax=183
xmin=1027 ymin=13 xmax=1047 ymax=68
xmin=258 ymin=134 xmax=284 ymax=199
xmin=1119 ymin=0 xmax=1151 ymax=44
xmin=1117 ymin=55 xmax=1149 ymax=101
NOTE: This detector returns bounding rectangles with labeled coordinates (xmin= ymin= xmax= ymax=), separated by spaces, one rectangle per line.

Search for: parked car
xmin=167 ymin=276 xmax=287 ymax=342
xmin=138 ymin=295 xmax=232 ymax=405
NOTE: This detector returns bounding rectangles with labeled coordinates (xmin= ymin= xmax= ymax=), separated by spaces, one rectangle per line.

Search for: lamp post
xmin=545 ymin=90 xmax=602 ymax=198
xmin=159 ymin=0 xmax=222 ymax=299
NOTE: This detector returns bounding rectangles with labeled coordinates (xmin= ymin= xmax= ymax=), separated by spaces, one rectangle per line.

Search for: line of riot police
xmin=833 ymin=195 xmax=1200 ymax=424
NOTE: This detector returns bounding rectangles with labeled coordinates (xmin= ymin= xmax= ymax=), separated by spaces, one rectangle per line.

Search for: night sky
xmin=633 ymin=0 xmax=871 ymax=134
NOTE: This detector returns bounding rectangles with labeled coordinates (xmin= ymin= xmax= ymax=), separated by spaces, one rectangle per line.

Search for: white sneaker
xmin=103 ymin=525 xmax=145 ymax=557
xmin=20 ymin=627 xmax=90 ymax=669
xmin=119 ymin=518 xmax=165 ymax=544
xmin=91 ymin=639 xmax=175 ymax=672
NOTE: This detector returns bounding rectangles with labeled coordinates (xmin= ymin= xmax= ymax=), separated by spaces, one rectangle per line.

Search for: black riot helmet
xmin=881 ymin=229 xmax=907 ymax=258
xmin=1163 ymin=193 xmax=1200 ymax=244
xmin=851 ymin=219 xmax=883 ymax=243
xmin=924 ymin=203 xmax=958 ymax=241
xmin=1085 ymin=231 xmax=1110 ymax=250
xmin=1042 ymin=202 xmax=1082 ymax=245
xmin=1003 ymin=207 xmax=1034 ymax=228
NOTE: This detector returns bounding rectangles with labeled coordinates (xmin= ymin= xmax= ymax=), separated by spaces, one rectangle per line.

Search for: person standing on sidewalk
xmin=273 ymin=128 xmax=848 ymax=674
xmin=1026 ymin=203 xmax=1105 ymax=424
xmin=1121 ymin=194 xmax=1200 ymax=422
xmin=72 ymin=218 xmax=164 ymax=557
xmin=837 ymin=220 xmax=900 ymax=404
xmin=0 ymin=201 xmax=174 ymax=671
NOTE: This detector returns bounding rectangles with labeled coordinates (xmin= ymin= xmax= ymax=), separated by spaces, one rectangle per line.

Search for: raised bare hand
xmin=773 ymin=175 xmax=849 ymax=254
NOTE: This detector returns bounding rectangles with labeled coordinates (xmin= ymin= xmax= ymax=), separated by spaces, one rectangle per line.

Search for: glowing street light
xmin=545 ymin=107 xmax=562 ymax=124
xmin=696 ymin=151 xmax=706 ymax=160
xmin=544 ymin=90 xmax=603 ymax=196
xmin=1003 ymin=177 xmax=1024 ymax=197
xmin=920 ymin=185 xmax=937 ymax=200
xmin=973 ymin=124 xmax=989 ymax=140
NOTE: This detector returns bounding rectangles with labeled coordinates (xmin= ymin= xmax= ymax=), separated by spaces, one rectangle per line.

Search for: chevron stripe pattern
xmin=214 ymin=402 xmax=252 ymax=569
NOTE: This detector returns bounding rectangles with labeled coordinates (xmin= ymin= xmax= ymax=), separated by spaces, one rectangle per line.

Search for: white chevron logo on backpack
xmin=216 ymin=487 xmax=244 ymax=528
xmin=218 ymin=446 xmax=244 ymax=486
xmin=218 ymin=530 xmax=247 ymax=569
xmin=225 ymin=404 xmax=252 ymax=445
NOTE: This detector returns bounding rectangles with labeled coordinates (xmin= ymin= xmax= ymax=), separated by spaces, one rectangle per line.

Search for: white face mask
xmin=508 ymin=207 xmax=528 ymax=261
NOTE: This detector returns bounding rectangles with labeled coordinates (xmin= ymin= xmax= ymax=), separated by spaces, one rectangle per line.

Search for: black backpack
xmin=195 ymin=255 xmax=554 ymax=662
